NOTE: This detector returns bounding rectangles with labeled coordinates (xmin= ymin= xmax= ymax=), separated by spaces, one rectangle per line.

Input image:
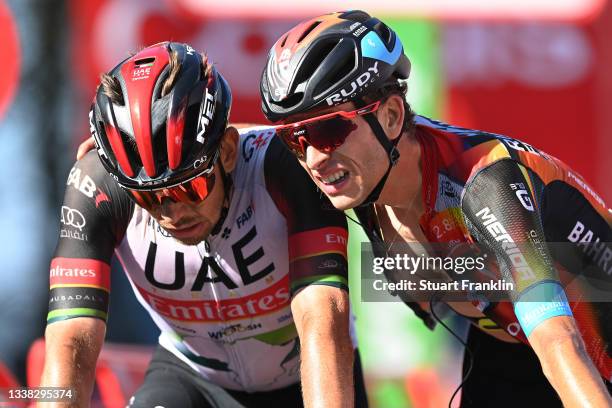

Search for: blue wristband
xmin=513 ymin=282 xmax=573 ymax=337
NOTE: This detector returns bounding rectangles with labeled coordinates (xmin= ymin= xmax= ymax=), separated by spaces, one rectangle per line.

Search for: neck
xmin=375 ymin=130 xmax=424 ymax=217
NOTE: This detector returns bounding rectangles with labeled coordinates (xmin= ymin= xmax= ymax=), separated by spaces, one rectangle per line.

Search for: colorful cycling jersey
xmin=356 ymin=115 xmax=611 ymax=381
xmin=48 ymin=126 xmax=353 ymax=392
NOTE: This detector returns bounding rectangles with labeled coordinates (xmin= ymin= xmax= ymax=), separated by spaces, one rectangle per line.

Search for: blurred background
xmin=0 ymin=0 xmax=610 ymax=407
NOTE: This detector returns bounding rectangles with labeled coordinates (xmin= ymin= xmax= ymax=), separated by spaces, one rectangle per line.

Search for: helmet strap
xmin=210 ymin=158 xmax=233 ymax=236
xmin=357 ymin=99 xmax=401 ymax=206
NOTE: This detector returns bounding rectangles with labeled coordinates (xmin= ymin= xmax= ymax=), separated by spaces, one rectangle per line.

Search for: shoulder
xmin=65 ymin=151 xmax=125 ymax=204
xmin=236 ymin=125 xmax=277 ymax=164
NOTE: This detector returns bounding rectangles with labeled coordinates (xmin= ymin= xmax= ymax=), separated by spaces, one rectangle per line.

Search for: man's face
xmin=138 ymin=127 xmax=239 ymax=245
xmin=146 ymin=164 xmax=227 ymax=245
xmin=282 ymin=101 xmax=390 ymax=210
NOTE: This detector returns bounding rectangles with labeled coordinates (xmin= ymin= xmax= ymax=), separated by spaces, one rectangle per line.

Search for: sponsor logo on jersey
xmin=509 ymin=182 xmax=534 ymax=212
xmin=50 ymin=266 xmax=96 ymax=279
xmin=137 ymin=275 xmax=290 ymax=322
xmin=475 ymin=207 xmax=536 ymax=282
xmin=67 ymin=167 xmax=97 ymax=198
xmin=145 ymin=226 xmax=276 ymax=291
xmin=515 ymin=189 xmax=534 ymax=212
xmin=277 ymin=312 xmax=292 ymax=324
xmin=49 ymin=292 xmax=105 ymax=304
xmin=49 ymin=257 xmax=111 ymax=290
xmin=252 ymin=134 xmax=269 ymax=150
xmin=318 ymin=259 xmax=340 ymax=269
xmin=94 ymin=190 xmax=110 ymax=207
xmin=325 ymin=232 xmax=347 ymax=245
xmin=289 ymin=227 xmax=348 ymax=261
xmin=221 ymin=227 xmax=232 ymax=239
xmin=325 ymin=62 xmax=379 ymax=106
xmin=566 ymin=171 xmax=606 ymax=209
xmin=67 ymin=166 xmax=111 ymax=206
xmin=500 ymin=136 xmax=542 ymax=156
xmin=567 ymin=220 xmax=611 ymax=275
xmin=60 ymin=206 xmax=86 ymax=231
xmin=60 ymin=229 xmax=88 ymax=241
xmin=208 ymin=323 xmax=263 ymax=340
xmin=242 ymin=134 xmax=256 ymax=162
xmin=236 ymin=204 xmax=254 ymax=229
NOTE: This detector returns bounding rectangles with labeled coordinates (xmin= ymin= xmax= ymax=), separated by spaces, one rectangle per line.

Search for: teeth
xmin=321 ymin=171 xmax=347 ymax=184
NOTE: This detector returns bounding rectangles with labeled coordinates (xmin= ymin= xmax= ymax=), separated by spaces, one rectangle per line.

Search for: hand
xmin=76 ymin=137 xmax=96 ymax=160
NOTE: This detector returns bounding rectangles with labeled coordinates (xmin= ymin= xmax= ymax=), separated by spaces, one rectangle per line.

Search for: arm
xmin=462 ymin=159 xmax=611 ymax=407
xmin=264 ymin=136 xmax=355 ymax=407
xmin=292 ymin=286 xmax=354 ymax=408
xmin=528 ymin=316 xmax=611 ymax=408
xmin=39 ymin=152 xmax=132 ymax=406
xmin=40 ymin=318 xmax=105 ymax=407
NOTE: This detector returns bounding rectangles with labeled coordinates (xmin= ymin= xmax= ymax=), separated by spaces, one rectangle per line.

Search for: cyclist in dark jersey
xmin=260 ymin=10 xmax=612 ymax=407
xmin=41 ymin=42 xmax=368 ymax=407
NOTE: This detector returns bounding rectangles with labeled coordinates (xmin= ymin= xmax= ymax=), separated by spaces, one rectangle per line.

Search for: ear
xmin=219 ymin=126 xmax=239 ymax=172
xmin=381 ymin=94 xmax=405 ymax=141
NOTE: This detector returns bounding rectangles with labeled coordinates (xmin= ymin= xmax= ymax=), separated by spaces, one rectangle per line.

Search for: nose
xmin=159 ymin=197 xmax=188 ymax=221
xmin=305 ymin=145 xmax=331 ymax=171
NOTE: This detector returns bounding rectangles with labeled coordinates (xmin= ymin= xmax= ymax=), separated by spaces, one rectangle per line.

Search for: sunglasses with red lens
xmin=275 ymin=101 xmax=381 ymax=160
xmin=128 ymin=151 xmax=219 ymax=211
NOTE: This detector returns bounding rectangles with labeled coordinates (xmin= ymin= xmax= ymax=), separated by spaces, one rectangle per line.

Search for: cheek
xmin=195 ymin=176 xmax=226 ymax=219
xmin=299 ymin=161 xmax=316 ymax=180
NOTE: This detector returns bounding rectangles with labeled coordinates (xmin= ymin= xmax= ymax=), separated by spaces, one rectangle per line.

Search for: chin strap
xmin=357 ymin=99 xmax=401 ymax=207
xmin=210 ymin=160 xmax=232 ymax=236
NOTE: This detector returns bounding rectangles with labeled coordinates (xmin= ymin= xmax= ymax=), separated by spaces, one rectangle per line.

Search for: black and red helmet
xmin=90 ymin=41 xmax=231 ymax=190
xmin=260 ymin=10 xmax=411 ymax=122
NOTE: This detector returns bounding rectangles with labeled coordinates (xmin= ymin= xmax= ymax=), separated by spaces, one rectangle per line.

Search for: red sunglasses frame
xmin=275 ymin=101 xmax=381 ymax=159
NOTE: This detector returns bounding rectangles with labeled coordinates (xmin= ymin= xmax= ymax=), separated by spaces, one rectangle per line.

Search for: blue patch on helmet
xmin=361 ymin=31 xmax=402 ymax=65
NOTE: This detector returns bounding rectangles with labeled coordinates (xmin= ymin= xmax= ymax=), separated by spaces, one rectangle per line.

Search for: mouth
xmin=315 ymin=170 xmax=350 ymax=196
xmin=164 ymin=222 xmax=204 ymax=240
xmin=319 ymin=170 xmax=349 ymax=185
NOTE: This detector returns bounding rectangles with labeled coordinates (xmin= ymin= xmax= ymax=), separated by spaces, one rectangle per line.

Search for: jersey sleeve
xmin=48 ymin=151 xmax=133 ymax=325
xmin=461 ymin=158 xmax=572 ymax=337
xmin=264 ymin=137 xmax=349 ymax=295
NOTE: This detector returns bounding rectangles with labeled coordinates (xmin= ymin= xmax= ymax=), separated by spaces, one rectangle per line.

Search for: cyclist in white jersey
xmin=40 ymin=42 xmax=367 ymax=408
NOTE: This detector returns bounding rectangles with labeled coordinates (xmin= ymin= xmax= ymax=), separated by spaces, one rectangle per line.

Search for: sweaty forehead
xmin=281 ymin=101 xmax=357 ymax=124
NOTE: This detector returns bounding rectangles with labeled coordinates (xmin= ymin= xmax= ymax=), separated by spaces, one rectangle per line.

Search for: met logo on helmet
xmin=325 ymin=62 xmax=379 ymax=106
xmin=197 ymin=87 xmax=215 ymax=144
xmin=88 ymin=109 xmax=107 ymax=160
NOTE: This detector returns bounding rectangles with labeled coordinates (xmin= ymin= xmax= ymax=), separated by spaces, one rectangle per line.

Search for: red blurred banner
xmin=0 ymin=0 xmax=20 ymax=120
xmin=444 ymin=8 xmax=612 ymax=201
xmin=167 ymin=0 xmax=606 ymax=22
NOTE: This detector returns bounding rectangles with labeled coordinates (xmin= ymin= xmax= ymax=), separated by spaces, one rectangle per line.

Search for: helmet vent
xmin=375 ymin=22 xmax=393 ymax=46
xmin=152 ymin=125 xmax=169 ymax=174
xmin=298 ymin=21 xmax=321 ymax=43
xmin=276 ymin=92 xmax=304 ymax=109
xmin=121 ymin=130 xmax=144 ymax=173
xmin=293 ymin=39 xmax=336 ymax=86
xmin=280 ymin=34 xmax=288 ymax=48
xmin=135 ymin=57 xmax=155 ymax=67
